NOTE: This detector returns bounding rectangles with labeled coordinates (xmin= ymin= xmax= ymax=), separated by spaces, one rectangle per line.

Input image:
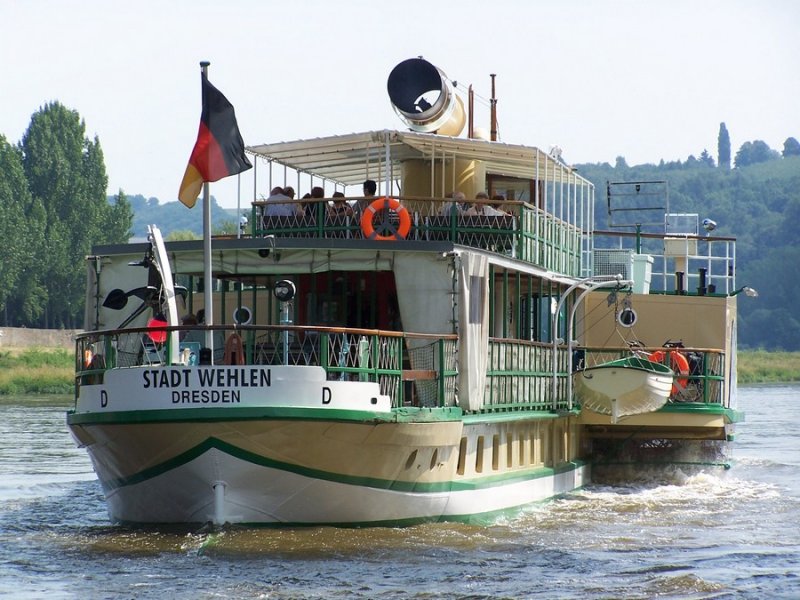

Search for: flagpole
xmin=200 ymin=60 xmax=215 ymax=361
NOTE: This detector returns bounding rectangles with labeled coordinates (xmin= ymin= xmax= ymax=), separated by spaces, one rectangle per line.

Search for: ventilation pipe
xmin=387 ymin=58 xmax=466 ymax=137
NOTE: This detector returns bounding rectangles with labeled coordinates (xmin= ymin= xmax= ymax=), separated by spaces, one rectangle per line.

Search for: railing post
xmin=321 ymin=331 xmax=329 ymax=375
xmin=438 ymin=338 xmax=446 ymax=407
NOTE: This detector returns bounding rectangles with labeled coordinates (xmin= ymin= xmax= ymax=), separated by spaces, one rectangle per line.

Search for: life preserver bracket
xmin=360 ymin=197 xmax=411 ymax=241
xmin=650 ymin=349 xmax=690 ymax=396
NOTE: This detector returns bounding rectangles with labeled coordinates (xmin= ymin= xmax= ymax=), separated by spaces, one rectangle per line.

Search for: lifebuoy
xmin=360 ymin=197 xmax=411 ymax=241
xmin=650 ymin=350 xmax=690 ymax=395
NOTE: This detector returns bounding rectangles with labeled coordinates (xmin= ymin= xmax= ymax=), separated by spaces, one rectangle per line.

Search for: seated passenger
xmin=491 ymin=194 xmax=511 ymax=215
xmin=439 ymin=191 xmax=466 ymax=216
xmin=328 ymin=191 xmax=353 ymax=217
xmin=180 ymin=313 xmax=200 ymax=342
xmin=264 ymin=186 xmax=300 ymax=217
xmin=465 ymin=191 xmax=508 ymax=216
xmin=306 ymin=186 xmax=326 ymax=218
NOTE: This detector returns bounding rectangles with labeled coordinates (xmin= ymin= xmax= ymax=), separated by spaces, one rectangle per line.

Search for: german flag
xmin=178 ymin=74 xmax=252 ymax=208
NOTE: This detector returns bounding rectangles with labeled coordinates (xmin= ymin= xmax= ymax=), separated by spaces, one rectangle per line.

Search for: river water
xmin=1 ymin=385 xmax=798 ymax=599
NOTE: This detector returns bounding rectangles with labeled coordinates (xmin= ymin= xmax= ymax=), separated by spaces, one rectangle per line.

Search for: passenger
xmin=491 ymin=194 xmax=511 ymax=215
xmin=300 ymin=192 xmax=314 ymax=218
xmin=180 ymin=313 xmax=199 ymax=342
xmin=440 ymin=191 xmax=466 ymax=216
xmin=307 ymin=186 xmax=326 ymax=218
xmin=328 ymin=191 xmax=353 ymax=217
xmin=263 ymin=186 xmax=298 ymax=217
xmin=466 ymin=191 xmax=507 ymax=216
xmin=354 ymin=179 xmax=377 ymax=216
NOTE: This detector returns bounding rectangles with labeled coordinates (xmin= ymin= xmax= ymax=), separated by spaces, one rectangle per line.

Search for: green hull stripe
xmin=658 ymin=403 xmax=744 ymax=423
xmin=99 ymin=435 xmax=587 ymax=495
xmin=462 ymin=409 xmax=578 ymax=424
xmin=67 ymin=405 xmax=463 ymax=426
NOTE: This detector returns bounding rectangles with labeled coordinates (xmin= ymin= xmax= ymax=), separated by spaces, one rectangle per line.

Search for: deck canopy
xmin=246 ymin=130 xmax=586 ymax=189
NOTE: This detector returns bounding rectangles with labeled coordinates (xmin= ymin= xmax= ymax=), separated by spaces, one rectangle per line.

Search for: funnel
xmin=387 ymin=58 xmax=465 ymax=136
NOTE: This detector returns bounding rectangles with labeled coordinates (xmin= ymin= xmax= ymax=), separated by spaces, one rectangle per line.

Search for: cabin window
xmin=457 ymin=437 xmax=468 ymax=475
xmin=487 ymin=175 xmax=539 ymax=207
xmin=506 ymin=433 xmax=514 ymax=469
xmin=520 ymin=431 xmax=528 ymax=466
xmin=475 ymin=436 xmax=485 ymax=473
xmin=492 ymin=434 xmax=500 ymax=471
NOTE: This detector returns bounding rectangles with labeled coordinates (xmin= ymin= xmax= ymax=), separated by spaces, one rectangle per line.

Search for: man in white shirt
xmin=264 ymin=186 xmax=298 ymax=216
xmin=465 ymin=191 xmax=508 ymax=216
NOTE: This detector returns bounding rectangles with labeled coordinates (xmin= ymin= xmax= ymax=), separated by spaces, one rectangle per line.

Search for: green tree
xmin=104 ymin=191 xmax=134 ymax=244
xmin=699 ymin=149 xmax=715 ymax=167
xmin=20 ymin=101 xmax=131 ymax=328
xmin=783 ymin=137 xmax=800 ymax=157
xmin=734 ymin=140 xmax=780 ymax=168
xmin=166 ymin=229 xmax=201 ymax=241
xmin=717 ymin=123 xmax=731 ymax=169
xmin=0 ymin=136 xmax=32 ymax=322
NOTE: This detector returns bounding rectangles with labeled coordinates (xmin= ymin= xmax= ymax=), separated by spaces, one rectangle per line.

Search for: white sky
xmin=2 ymin=0 xmax=798 ymax=210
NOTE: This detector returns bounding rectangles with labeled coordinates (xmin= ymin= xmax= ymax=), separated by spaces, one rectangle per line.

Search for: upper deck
xmin=243 ymin=130 xmax=737 ymax=293
xmin=245 ymin=130 xmax=593 ymax=278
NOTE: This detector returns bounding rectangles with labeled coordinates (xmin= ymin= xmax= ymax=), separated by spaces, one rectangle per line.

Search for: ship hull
xmin=68 ymin=414 xmax=588 ymax=525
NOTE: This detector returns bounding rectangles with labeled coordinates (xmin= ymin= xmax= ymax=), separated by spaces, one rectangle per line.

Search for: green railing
xmin=75 ymin=325 xmax=458 ymax=410
xmin=250 ymin=197 xmax=584 ymax=276
xmin=484 ymin=339 xmax=572 ymax=412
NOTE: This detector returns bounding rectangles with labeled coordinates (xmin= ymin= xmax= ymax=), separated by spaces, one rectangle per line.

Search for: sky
xmin=2 ymin=0 xmax=798 ymax=210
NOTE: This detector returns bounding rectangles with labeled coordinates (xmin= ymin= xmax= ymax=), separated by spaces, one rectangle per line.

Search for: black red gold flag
xmin=178 ymin=74 xmax=252 ymax=208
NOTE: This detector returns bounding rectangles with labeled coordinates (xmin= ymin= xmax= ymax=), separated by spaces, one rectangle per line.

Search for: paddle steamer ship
xmin=68 ymin=59 xmax=743 ymax=525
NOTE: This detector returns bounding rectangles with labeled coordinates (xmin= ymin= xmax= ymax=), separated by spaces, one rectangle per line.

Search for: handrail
xmin=76 ymin=325 xmax=459 ymax=410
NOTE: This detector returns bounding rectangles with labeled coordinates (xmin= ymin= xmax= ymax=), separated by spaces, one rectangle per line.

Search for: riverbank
xmin=737 ymin=350 xmax=800 ymax=384
xmin=0 ymin=345 xmax=797 ymax=395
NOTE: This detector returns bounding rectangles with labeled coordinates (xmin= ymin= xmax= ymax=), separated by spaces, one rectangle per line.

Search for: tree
xmin=783 ymin=137 xmax=800 ymax=158
xmin=20 ymin=101 xmax=132 ymax=328
xmin=699 ymin=149 xmax=715 ymax=167
xmin=614 ymin=156 xmax=629 ymax=170
xmin=734 ymin=140 xmax=780 ymax=168
xmin=104 ymin=191 xmax=134 ymax=244
xmin=0 ymin=136 xmax=32 ymax=322
xmin=718 ymin=123 xmax=731 ymax=169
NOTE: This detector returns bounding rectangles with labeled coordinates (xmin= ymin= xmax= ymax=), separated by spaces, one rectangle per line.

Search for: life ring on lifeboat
xmin=649 ymin=350 xmax=690 ymax=395
xmin=360 ymin=197 xmax=411 ymax=241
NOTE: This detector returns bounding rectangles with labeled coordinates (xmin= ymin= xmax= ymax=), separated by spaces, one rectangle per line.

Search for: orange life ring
xmin=360 ymin=197 xmax=411 ymax=241
xmin=650 ymin=350 xmax=690 ymax=395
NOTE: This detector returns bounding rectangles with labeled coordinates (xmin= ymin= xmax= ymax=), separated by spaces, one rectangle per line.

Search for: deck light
xmin=730 ymin=286 xmax=758 ymax=297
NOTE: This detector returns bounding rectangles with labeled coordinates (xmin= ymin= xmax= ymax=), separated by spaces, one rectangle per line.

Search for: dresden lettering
xmin=172 ymin=389 xmax=241 ymax=404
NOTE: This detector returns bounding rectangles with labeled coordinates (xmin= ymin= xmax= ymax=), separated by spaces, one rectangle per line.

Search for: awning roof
xmin=246 ymin=130 xmax=589 ymax=188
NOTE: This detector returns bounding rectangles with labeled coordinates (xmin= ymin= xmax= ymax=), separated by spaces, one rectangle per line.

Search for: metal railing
xmin=249 ymin=196 xmax=584 ymax=276
xmin=75 ymin=325 xmax=458 ymax=409
xmin=592 ymin=230 xmax=737 ymax=295
xmin=486 ymin=339 xmax=572 ymax=412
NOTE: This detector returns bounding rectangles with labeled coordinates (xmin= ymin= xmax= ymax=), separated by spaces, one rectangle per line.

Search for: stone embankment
xmin=0 ymin=327 xmax=80 ymax=350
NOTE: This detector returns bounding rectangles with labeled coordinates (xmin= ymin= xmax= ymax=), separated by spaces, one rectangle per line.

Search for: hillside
xmin=128 ymin=194 xmax=242 ymax=239
xmin=575 ymin=156 xmax=800 ymax=350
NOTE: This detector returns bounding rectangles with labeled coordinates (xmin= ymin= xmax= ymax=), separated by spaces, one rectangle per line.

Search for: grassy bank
xmin=737 ymin=350 xmax=800 ymax=384
xmin=0 ymin=347 xmax=797 ymax=395
xmin=0 ymin=348 xmax=73 ymax=395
